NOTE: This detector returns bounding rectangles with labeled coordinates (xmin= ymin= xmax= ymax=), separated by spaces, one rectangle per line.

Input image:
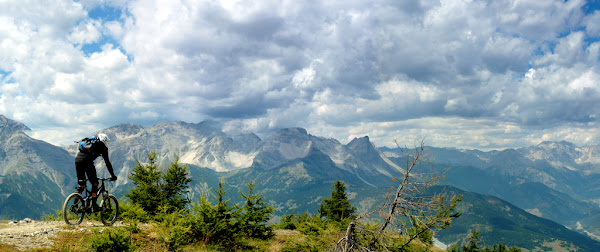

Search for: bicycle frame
xmin=79 ymin=178 xmax=110 ymax=209
xmin=64 ymin=177 xmax=119 ymax=226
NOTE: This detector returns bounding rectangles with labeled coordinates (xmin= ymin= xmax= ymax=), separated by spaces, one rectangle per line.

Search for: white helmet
xmin=98 ymin=133 xmax=110 ymax=144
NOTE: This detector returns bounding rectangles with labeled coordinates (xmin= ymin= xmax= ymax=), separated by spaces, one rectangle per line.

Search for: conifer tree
xmin=163 ymin=156 xmax=192 ymax=211
xmin=189 ymin=178 xmax=238 ymax=244
xmin=189 ymin=186 xmax=218 ymax=243
xmin=126 ymin=151 xmax=162 ymax=215
xmin=125 ymin=152 xmax=192 ymax=215
xmin=239 ymin=178 xmax=274 ymax=238
xmin=211 ymin=178 xmax=238 ymax=241
xmin=463 ymin=229 xmax=481 ymax=252
xmin=319 ymin=180 xmax=356 ymax=222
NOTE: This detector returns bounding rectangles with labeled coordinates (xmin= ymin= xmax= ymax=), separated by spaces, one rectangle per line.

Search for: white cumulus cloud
xmin=0 ymin=0 xmax=599 ymax=150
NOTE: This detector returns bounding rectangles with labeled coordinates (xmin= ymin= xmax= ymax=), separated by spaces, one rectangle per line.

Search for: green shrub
xmin=154 ymin=207 xmax=193 ymax=250
xmin=41 ymin=208 xmax=62 ymax=221
xmin=160 ymin=225 xmax=191 ymax=251
xmin=90 ymin=228 xmax=131 ymax=252
xmin=118 ymin=200 xmax=150 ymax=223
xmin=298 ymin=221 xmax=322 ymax=236
xmin=155 ymin=205 xmax=188 ymax=225
xmin=125 ymin=221 xmax=141 ymax=234
xmin=278 ymin=213 xmax=297 ymax=230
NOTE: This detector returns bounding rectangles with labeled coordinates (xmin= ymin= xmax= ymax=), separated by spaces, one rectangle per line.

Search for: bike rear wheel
xmin=99 ymin=194 xmax=119 ymax=226
xmin=63 ymin=193 xmax=85 ymax=225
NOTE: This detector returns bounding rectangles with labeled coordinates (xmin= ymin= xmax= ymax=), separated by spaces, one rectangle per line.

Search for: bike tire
xmin=63 ymin=193 xmax=85 ymax=225
xmin=99 ymin=194 xmax=119 ymax=226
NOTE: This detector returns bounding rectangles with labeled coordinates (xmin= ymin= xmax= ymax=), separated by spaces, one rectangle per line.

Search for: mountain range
xmin=1 ymin=115 xmax=599 ymax=250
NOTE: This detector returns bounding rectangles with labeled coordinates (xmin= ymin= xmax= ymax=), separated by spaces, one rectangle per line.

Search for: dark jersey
xmin=75 ymin=141 xmax=114 ymax=175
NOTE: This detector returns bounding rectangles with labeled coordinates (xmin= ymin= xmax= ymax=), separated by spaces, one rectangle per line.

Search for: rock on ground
xmin=0 ymin=219 xmax=124 ymax=251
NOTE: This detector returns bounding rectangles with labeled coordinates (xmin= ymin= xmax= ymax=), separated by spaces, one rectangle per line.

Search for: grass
xmin=0 ymin=244 xmax=19 ymax=251
xmin=0 ymin=221 xmax=445 ymax=252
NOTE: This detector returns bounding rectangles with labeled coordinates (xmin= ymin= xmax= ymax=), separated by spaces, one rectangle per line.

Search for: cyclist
xmin=75 ymin=133 xmax=117 ymax=212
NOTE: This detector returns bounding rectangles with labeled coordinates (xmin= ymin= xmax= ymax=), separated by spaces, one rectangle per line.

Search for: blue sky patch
xmin=0 ymin=70 xmax=14 ymax=84
xmin=0 ymin=69 xmax=10 ymax=78
xmin=583 ymin=0 xmax=600 ymax=14
xmin=81 ymin=35 xmax=120 ymax=56
xmin=88 ymin=4 xmax=123 ymax=22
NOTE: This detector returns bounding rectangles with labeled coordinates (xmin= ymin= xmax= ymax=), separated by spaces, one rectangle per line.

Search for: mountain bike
xmin=62 ymin=177 xmax=119 ymax=226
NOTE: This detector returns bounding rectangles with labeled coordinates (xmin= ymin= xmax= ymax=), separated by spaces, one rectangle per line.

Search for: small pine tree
xmin=125 ymin=151 xmax=192 ymax=216
xmin=189 ymin=177 xmax=238 ymax=243
xmin=448 ymin=229 xmax=522 ymax=252
xmin=189 ymin=190 xmax=218 ymax=243
xmin=239 ymin=178 xmax=274 ymax=239
xmin=213 ymin=178 xmax=237 ymax=240
xmin=187 ymin=178 xmax=247 ymax=245
xmin=162 ymin=156 xmax=192 ymax=211
xmin=319 ymin=180 xmax=356 ymax=222
xmin=278 ymin=213 xmax=297 ymax=230
xmin=125 ymin=151 xmax=163 ymax=215
xmin=462 ymin=229 xmax=481 ymax=252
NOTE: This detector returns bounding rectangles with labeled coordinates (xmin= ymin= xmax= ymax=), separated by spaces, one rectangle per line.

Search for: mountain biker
xmin=75 ymin=133 xmax=117 ymax=212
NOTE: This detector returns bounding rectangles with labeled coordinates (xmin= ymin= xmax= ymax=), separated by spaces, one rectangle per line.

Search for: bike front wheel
xmin=63 ymin=193 xmax=85 ymax=225
xmin=99 ymin=194 xmax=119 ymax=226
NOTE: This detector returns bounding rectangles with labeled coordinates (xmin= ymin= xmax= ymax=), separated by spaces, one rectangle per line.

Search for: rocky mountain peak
xmin=0 ymin=114 xmax=30 ymax=131
xmin=107 ymin=123 xmax=145 ymax=133
xmin=0 ymin=115 xmax=30 ymax=139
xmin=346 ymin=136 xmax=373 ymax=151
xmin=232 ymin=133 xmax=262 ymax=149
xmin=537 ymin=141 xmax=577 ymax=150
xmin=102 ymin=123 xmax=145 ymax=139
xmin=270 ymin=127 xmax=308 ymax=139
xmin=525 ymin=141 xmax=581 ymax=165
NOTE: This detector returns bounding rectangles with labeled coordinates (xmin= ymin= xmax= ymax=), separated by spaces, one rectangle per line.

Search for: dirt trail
xmin=0 ymin=219 xmax=122 ymax=251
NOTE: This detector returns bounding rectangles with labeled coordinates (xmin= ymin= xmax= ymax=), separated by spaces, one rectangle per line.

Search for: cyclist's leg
xmin=85 ymin=163 xmax=100 ymax=211
xmin=74 ymin=159 xmax=87 ymax=194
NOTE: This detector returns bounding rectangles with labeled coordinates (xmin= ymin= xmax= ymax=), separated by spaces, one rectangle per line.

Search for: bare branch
xmin=334 ymin=138 xmax=461 ymax=251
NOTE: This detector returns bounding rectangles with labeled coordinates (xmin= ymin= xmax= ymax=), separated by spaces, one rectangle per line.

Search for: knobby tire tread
xmin=99 ymin=194 xmax=119 ymax=226
xmin=63 ymin=193 xmax=85 ymax=225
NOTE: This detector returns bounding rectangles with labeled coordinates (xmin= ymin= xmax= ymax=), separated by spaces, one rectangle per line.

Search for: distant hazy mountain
xmin=383 ymin=143 xmax=600 ymax=237
xmin=385 ymin=142 xmax=600 ymax=201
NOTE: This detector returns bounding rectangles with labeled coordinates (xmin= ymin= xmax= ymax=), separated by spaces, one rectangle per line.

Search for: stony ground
xmin=0 ymin=218 xmax=125 ymax=251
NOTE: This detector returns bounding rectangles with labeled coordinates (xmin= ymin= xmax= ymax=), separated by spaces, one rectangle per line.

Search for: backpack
xmin=78 ymin=135 xmax=101 ymax=153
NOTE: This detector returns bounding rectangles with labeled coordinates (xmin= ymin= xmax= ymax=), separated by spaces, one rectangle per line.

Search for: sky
xmin=1 ymin=0 xmax=600 ymax=150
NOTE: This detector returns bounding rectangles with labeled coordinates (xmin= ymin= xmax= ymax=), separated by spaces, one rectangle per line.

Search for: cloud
xmin=584 ymin=10 xmax=600 ymax=36
xmin=0 ymin=0 xmax=599 ymax=150
xmin=67 ymin=19 xmax=102 ymax=45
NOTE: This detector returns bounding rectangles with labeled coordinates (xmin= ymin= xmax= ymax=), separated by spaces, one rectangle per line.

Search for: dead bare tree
xmin=335 ymin=139 xmax=461 ymax=252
